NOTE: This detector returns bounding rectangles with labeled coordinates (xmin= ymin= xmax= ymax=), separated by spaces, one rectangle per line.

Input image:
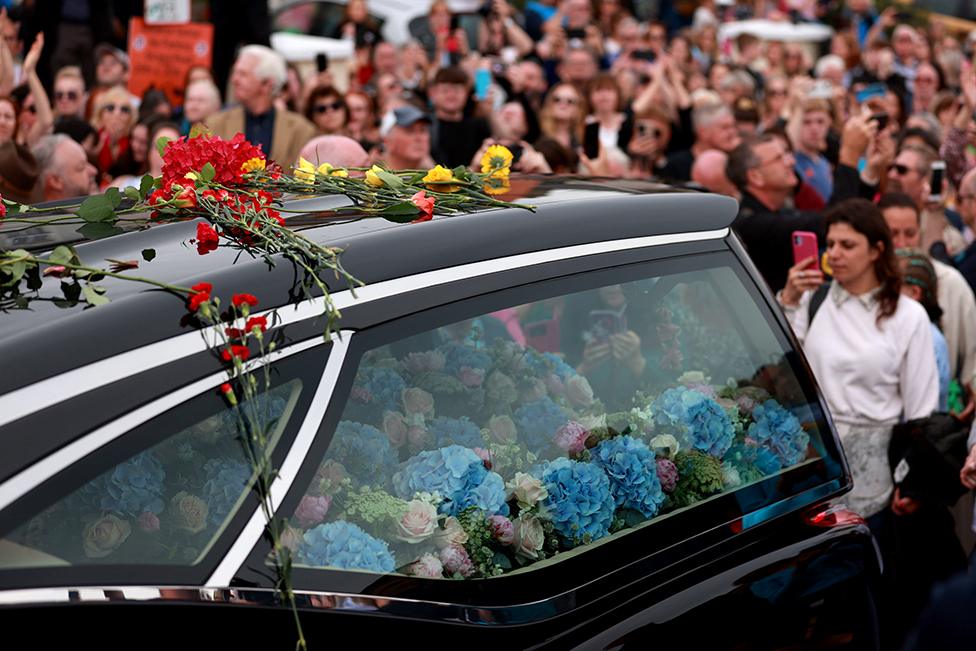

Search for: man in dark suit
xmin=205 ymin=45 xmax=316 ymax=169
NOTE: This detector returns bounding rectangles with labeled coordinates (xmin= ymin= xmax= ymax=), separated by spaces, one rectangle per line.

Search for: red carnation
xmin=221 ymin=344 xmax=251 ymax=363
xmin=224 ymin=327 xmax=245 ymax=339
xmin=0 ymin=195 xmax=7 ymax=219
xmin=245 ymin=316 xmax=268 ymax=333
xmin=196 ymin=222 xmax=219 ymax=254
xmin=220 ymin=383 xmax=233 ymax=394
xmin=232 ymin=293 xmax=258 ymax=308
xmin=187 ymin=282 xmax=212 ymax=312
xmin=410 ymin=190 xmax=435 ymax=222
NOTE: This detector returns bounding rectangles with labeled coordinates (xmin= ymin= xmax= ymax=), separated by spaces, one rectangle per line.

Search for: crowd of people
xmin=2 ymin=0 xmax=976 ymax=644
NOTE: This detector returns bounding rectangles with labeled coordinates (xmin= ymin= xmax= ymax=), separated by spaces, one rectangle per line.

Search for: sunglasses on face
xmin=314 ymin=100 xmax=345 ymax=113
xmin=103 ymin=103 xmax=132 ymax=114
xmin=55 ymin=90 xmax=79 ymax=101
xmin=552 ymin=95 xmax=579 ymax=105
xmin=889 ymin=163 xmax=914 ymax=176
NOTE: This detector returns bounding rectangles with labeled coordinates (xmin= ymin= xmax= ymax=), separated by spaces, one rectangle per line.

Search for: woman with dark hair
xmin=304 ymin=85 xmax=348 ymax=136
xmin=583 ymin=73 xmax=632 ymax=160
xmin=779 ymin=198 xmax=937 ymax=525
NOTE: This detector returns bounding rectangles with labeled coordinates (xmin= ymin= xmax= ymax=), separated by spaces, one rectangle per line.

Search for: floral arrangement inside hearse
xmin=290 ymin=334 xmax=816 ymax=580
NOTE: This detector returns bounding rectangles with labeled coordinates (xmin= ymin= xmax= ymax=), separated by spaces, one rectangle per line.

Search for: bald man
xmin=691 ymin=149 xmax=739 ymax=198
xmin=297 ymin=135 xmax=370 ymax=171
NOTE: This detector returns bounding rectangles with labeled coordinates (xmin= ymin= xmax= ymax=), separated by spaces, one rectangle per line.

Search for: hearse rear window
xmin=283 ymin=261 xmax=835 ymax=579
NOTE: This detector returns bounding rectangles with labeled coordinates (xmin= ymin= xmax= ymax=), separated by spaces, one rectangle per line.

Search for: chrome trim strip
xmin=205 ymin=331 xmax=351 ymax=587
xmin=0 ymin=228 xmax=728 ymax=428
xmin=0 ymin=335 xmax=327 ymax=513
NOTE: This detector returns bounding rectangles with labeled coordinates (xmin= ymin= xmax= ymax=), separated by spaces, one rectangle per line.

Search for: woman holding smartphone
xmin=779 ymin=198 xmax=938 ymax=525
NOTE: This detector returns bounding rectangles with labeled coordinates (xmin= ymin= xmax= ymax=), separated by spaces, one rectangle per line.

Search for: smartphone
xmin=929 ymin=160 xmax=946 ymax=203
xmin=474 ymin=68 xmax=491 ymax=101
xmin=508 ymin=143 xmax=524 ymax=165
xmin=587 ymin=308 xmax=627 ymax=344
xmin=315 ymin=53 xmax=329 ymax=73
xmin=869 ymin=112 xmax=889 ymax=130
xmin=632 ymin=50 xmax=657 ymax=63
xmin=792 ymin=230 xmax=820 ymax=269
xmin=808 ymin=80 xmax=833 ymax=99
xmin=566 ymin=27 xmax=586 ymax=40
xmin=855 ymin=82 xmax=887 ymax=105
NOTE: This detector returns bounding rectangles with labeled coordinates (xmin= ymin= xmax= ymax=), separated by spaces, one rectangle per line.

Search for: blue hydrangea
xmin=428 ymin=416 xmax=486 ymax=449
xmin=328 ymin=420 xmax=398 ymax=485
xmin=297 ymin=520 xmax=395 ymax=573
xmin=78 ymin=451 xmax=166 ymax=515
xmin=591 ymin=436 xmax=665 ymax=518
xmin=202 ymin=458 xmax=251 ymax=525
xmin=748 ymin=400 xmax=810 ymax=467
xmin=524 ymin=349 xmax=577 ymax=381
xmin=354 ymin=366 xmax=406 ymax=413
xmin=651 ymin=387 xmax=735 ymax=458
xmin=440 ymin=342 xmax=492 ymax=375
xmin=392 ymin=445 xmax=506 ymax=516
xmin=755 ymin=447 xmax=783 ymax=475
xmin=724 ymin=442 xmax=782 ymax=476
xmin=541 ymin=458 xmax=615 ymax=546
xmin=515 ymin=397 xmax=571 ymax=453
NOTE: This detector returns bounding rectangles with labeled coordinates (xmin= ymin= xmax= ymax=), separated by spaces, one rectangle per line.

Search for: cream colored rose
xmin=433 ymin=516 xmax=469 ymax=549
xmin=397 ymin=499 xmax=439 ymax=543
xmin=506 ymin=472 xmax=548 ymax=510
xmin=565 ymin=375 xmax=595 ymax=407
xmin=383 ymin=411 xmax=408 ymax=448
xmin=402 ymin=387 xmax=435 ymax=415
xmin=486 ymin=415 xmax=517 ymax=444
xmin=650 ymin=434 xmax=680 ymax=458
xmin=82 ymin=514 xmax=132 ymax=558
xmin=678 ymin=371 xmax=709 ymax=384
xmin=513 ymin=514 xmax=545 ymax=560
xmin=171 ymin=491 xmax=209 ymax=534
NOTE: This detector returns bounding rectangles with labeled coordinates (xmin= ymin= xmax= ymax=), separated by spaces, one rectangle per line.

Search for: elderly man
xmin=660 ymin=103 xmax=740 ymax=182
xmin=31 ymin=134 xmax=97 ymax=201
xmin=690 ymin=149 xmax=738 ymax=198
xmin=206 ymin=45 xmax=316 ymax=167
xmin=298 ymin=135 xmax=370 ymax=170
xmin=880 ymin=191 xmax=976 ymax=391
xmin=378 ymin=105 xmax=434 ymax=170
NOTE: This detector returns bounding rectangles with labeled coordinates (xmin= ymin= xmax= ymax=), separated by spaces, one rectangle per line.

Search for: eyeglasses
xmin=55 ymin=90 xmax=79 ymax=101
xmin=757 ymin=150 xmax=792 ymax=166
xmin=888 ymin=163 xmax=915 ymax=176
xmin=767 ymin=89 xmax=787 ymax=97
xmin=959 ymin=194 xmax=976 ymax=202
xmin=314 ymin=100 xmax=345 ymax=113
xmin=552 ymin=95 xmax=579 ymax=105
xmin=103 ymin=103 xmax=132 ymax=114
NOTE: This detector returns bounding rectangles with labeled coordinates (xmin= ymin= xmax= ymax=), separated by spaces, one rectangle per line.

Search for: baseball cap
xmin=379 ymin=105 xmax=430 ymax=137
xmin=94 ymin=43 xmax=130 ymax=71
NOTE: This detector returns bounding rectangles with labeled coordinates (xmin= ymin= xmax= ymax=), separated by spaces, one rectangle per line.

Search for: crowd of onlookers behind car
xmin=4 ymin=0 xmax=976 ymax=646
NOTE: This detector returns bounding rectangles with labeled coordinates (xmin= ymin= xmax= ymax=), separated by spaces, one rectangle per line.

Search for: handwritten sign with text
xmin=127 ymin=18 xmax=213 ymax=107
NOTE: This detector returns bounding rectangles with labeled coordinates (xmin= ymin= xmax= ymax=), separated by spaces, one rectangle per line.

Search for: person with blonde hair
xmin=538 ymin=81 xmax=585 ymax=151
xmin=90 ymin=84 xmax=136 ymax=180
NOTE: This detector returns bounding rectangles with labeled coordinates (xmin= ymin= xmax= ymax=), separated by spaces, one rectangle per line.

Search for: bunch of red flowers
xmin=161 ymin=133 xmax=266 ymax=188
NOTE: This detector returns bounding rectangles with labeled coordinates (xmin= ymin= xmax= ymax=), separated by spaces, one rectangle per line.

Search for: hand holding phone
xmin=928 ymin=160 xmax=946 ymax=204
xmin=792 ymin=231 xmax=820 ymax=269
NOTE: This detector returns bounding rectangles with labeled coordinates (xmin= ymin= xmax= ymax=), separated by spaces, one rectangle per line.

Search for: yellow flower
xmin=295 ymin=157 xmax=317 ymax=184
xmin=483 ymin=177 xmax=511 ymax=195
xmin=365 ymin=165 xmax=385 ymax=187
xmin=480 ymin=144 xmax=514 ymax=175
xmin=241 ymin=157 xmax=266 ymax=173
xmin=422 ymin=164 xmax=459 ymax=192
xmin=316 ymin=162 xmax=348 ymax=177
xmin=330 ymin=168 xmax=349 ymax=178
xmin=184 ymin=171 xmax=199 ymax=181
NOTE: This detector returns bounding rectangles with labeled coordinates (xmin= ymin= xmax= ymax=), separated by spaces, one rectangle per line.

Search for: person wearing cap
xmin=31 ymin=133 xmax=97 ymax=201
xmin=733 ymin=97 xmax=759 ymax=136
xmin=428 ymin=66 xmax=491 ymax=169
xmin=94 ymin=43 xmax=128 ymax=89
xmin=205 ymin=45 xmax=317 ymax=168
xmin=378 ymin=105 xmax=433 ymax=170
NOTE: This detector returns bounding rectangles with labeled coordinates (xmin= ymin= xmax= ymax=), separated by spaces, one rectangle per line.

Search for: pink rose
xmin=350 ymin=386 xmax=372 ymax=403
xmin=407 ymin=553 xmax=444 ymax=578
xmin=138 ymin=512 xmax=160 ymax=533
xmin=488 ymin=515 xmax=515 ymax=545
xmin=170 ymin=491 xmax=208 ymax=534
xmin=402 ymin=387 xmax=435 ymax=415
xmin=553 ymin=421 xmax=589 ymax=455
xmin=439 ymin=544 xmax=474 ymax=577
xmin=405 ymin=350 xmax=445 ymax=373
xmin=407 ymin=426 xmax=428 ymax=448
xmin=544 ymin=373 xmax=565 ymax=396
xmin=473 ymin=447 xmax=492 ymax=469
xmin=487 ymin=415 xmax=517 ymax=444
xmin=656 ymin=458 xmax=678 ymax=493
xmin=82 ymin=514 xmax=131 ymax=559
xmin=313 ymin=459 xmax=347 ymax=495
xmin=396 ymin=500 xmax=438 ymax=543
xmin=736 ymin=395 xmax=757 ymax=415
xmin=523 ymin=378 xmax=548 ymax=402
xmin=565 ymin=375 xmax=595 ymax=407
xmin=383 ymin=411 xmax=408 ymax=448
xmin=458 ymin=366 xmax=485 ymax=387
xmin=434 ymin=516 xmax=469 ymax=548
xmin=295 ymin=494 xmax=331 ymax=529
xmin=513 ymin=515 xmax=545 ymax=560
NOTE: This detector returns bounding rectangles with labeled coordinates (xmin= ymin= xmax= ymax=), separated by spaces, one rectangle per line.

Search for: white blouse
xmin=782 ymin=282 xmax=938 ymax=425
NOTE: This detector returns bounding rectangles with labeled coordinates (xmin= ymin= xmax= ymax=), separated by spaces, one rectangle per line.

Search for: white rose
xmin=506 ymin=472 xmax=548 ymax=510
xmin=396 ymin=499 xmax=439 ymax=543
xmin=513 ymin=515 xmax=545 ymax=560
xmin=433 ymin=516 xmax=469 ymax=549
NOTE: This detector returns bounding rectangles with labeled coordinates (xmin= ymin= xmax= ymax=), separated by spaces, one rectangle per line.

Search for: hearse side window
xmin=281 ymin=263 xmax=829 ymax=580
xmin=0 ymin=369 xmax=310 ymax=572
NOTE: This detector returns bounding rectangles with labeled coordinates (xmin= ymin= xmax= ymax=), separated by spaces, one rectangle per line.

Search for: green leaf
xmin=3 ymin=198 xmax=24 ymax=215
xmin=82 ymin=284 xmax=110 ymax=306
xmin=105 ymin=187 xmax=122 ymax=209
xmin=2 ymin=260 xmax=26 ymax=287
xmin=142 ymin=248 xmax=156 ymax=262
xmin=452 ymin=165 xmax=470 ymax=180
xmin=60 ymin=281 xmax=81 ymax=302
xmin=25 ymin=265 xmax=42 ymax=290
xmin=375 ymin=169 xmax=406 ymax=189
xmin=123 ymin=186 xmax=141 ymax=201
xmin=139 ymin=174 xmax=155 ymax=199
xmin=77 ymin=222 xmax=124 ymax=239
xmin=156 ymin=135 xmax=173 ymax=158
xmin=77 ymin=194 xmax=115 ymax=223
xmin=48 ymin=245 xmax=74 ymax=265
xmin=200 ymin=162 xmax=216 ymax=183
